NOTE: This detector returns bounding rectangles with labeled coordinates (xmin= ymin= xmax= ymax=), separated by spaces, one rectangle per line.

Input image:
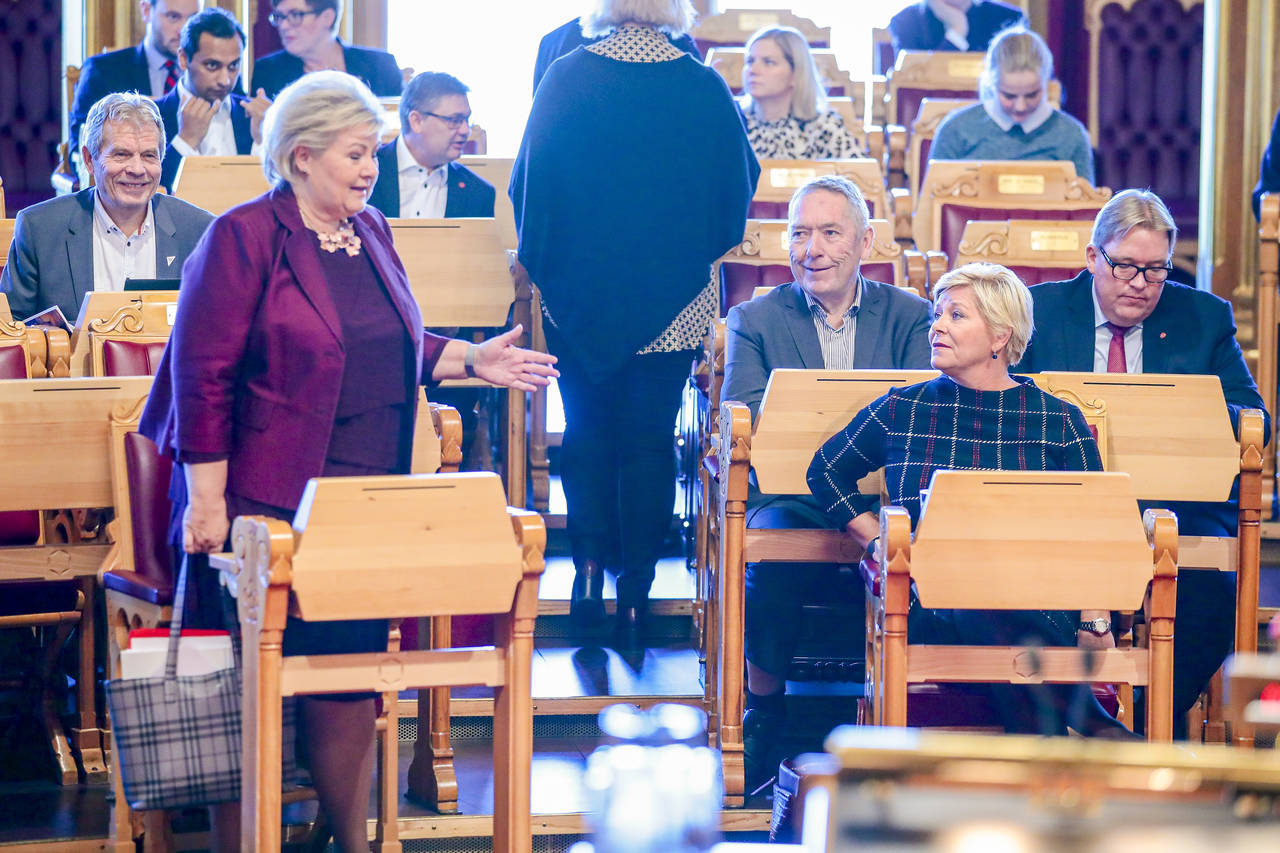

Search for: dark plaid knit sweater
xmin=807 ymin=374 xmax=1102 ymax=528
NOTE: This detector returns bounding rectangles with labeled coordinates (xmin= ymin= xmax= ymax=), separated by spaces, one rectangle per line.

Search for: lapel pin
xmin=166 ymin=255 xmax=176 ymax=266
xmin=457 ymin=181 xmax=466 ymax=188
xmin=1159 ymin=332 xmax=1166 ymax=339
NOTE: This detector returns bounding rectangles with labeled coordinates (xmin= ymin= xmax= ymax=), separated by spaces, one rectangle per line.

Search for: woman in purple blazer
xmin=139 ymin=71 xmax=555 ymax=853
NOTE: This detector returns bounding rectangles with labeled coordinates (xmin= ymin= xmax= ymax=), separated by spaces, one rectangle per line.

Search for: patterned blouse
xmin=743 ymin=107 xmax=864 ymax=161
xmin=806 ymin=374 xmax=1102 ymax=529
xmin=570 ymin=23 xmax=718 ymax=356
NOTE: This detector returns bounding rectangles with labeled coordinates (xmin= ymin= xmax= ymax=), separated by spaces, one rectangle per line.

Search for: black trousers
xmin=546 ymin=328 xmax=693 ymax=608
xmin=743 ymin=496 xmax=860 ymax=675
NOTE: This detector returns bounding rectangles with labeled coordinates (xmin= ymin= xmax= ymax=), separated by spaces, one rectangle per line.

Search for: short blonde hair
xmin=933 ymin=262 xmax=1035 ymax=365
xmin=742 ymin=26 xmax=827 ymax=121
xmin=581 ymin=0 xmax=696 ymax=37
xmin=260 ymin=70 xmax=385 ymax=186
xmin=980 ymin=27 xmax=1053 ymax=105
xmin=1091 ymin=188 xmax=1177 ymax=256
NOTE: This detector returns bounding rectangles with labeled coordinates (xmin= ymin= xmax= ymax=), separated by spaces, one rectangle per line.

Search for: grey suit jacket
xmin=724 ymin=278 xmax=934 ymax=418
xmin=0 ymin=189 xmax=214 ymax=321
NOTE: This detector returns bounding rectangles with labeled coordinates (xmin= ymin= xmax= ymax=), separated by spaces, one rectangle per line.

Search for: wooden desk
xmin=0 ymin=375 xmax=154 ymax=784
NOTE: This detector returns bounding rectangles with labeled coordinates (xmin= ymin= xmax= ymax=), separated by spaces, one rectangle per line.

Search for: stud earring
xmin=991 ymin=351 xmax=999 ymax=360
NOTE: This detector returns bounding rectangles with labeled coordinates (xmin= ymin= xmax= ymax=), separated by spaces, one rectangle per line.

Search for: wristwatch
xmin=1079 ymin=617 xmax=1112 ymax=636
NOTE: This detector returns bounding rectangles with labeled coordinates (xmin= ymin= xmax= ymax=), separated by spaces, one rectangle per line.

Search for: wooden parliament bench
xmin=751 ymin=158 xmax=908 ymax=241
xmin=170 ymin=154 xmax=271 ymax=215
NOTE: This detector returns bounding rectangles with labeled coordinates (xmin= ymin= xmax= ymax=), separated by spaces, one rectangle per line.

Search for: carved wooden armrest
xmin=924 ymin=251 xmax=949 ymax=300
xmin=43 ymin=327 xmax=72 ymax=377
xmin=878 ymin=506 xmax=912 ymax=615
xmin=902 ymin=250 xmax=927 ymax=298
xmin=864 ymin=125 xmax=885 ymax=168
xmin=228 ymin=515 xmax=295 ymax=632
xmin=429 ymin=402 xmax=464 ymax=472
xmin=889 ymin=188 xmax=913 ymax=243
xmin=885 ymin=124 xmax=907 ymax=175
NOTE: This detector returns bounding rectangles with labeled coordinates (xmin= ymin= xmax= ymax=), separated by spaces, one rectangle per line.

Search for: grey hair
xmin=1091 ymin=189 xmax=1177 ymax=257
xmin=271 ymin=0 xmax=342 ymax=35
xmin=741 ymin=26 xmax=827 ymax=122
xmin=933 ymin=262 xmax=1035 ymax=365
xmin=400 ymin=71 xmax=469 ymax=135
xmin=979 ymin=27 xmax=1053 ymax=105
xmin=788 ymin=175 xmax=870 ymax=236
xmin=581 ymin=0 xmax=696 ymax=37
xmin=82 ymin=92 xmax=166 ymax=161
xmin=260 ymin=70 xmax=386 ymax=186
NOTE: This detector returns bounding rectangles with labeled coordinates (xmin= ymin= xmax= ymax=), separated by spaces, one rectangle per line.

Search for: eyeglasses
xmin=422 ymin=111 xmax=472 ymax=130
xmin=267 ymin=8 xmax=318 ymax=27
xmin=1097 ymin=245 xmax=1171 ymax=284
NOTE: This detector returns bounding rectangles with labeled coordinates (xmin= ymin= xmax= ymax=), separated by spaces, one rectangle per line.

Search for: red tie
xmin=162 ymin=59 xmax=178 ymax=94
xmin=1106 ymin=323 xmax=1130 ymax=373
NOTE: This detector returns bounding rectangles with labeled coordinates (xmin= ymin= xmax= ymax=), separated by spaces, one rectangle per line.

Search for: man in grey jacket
xmin=723 ymin=175 xmax=931 ymax=786
xmin=2 ymin=92 xmax=213 ymax=322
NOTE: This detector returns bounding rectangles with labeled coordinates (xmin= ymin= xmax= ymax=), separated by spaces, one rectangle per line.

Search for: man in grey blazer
xmin=3 ymin=92 xmax=213 ymax=322
xmin=723 ymin=175 xmax=931 ymax=786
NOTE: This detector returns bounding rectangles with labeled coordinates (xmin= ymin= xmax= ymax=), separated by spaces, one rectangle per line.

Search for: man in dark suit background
xmin=69 ymin=0 xmax=201 ymax=163
xmin=723 ymin=175 xmax=932 ymax=783
xmin=1 ymin=93 xmax=213 ymax=321
xmin=368 ymin=72 xmax=494 ymax=220
xmin=156 ymin=7 xmax=269 ymax=192
xmin=1019 ymin=189 xmax=1271 ymax=736
xmin=889 ymin=0 xmax=1026 ymax=54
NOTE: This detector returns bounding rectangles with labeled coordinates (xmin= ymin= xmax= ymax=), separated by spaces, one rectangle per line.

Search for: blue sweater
xmin=930 ymin=102 xmax=1095 ymax=184
xmin=510 ymin=47 xmax=759 ymax=380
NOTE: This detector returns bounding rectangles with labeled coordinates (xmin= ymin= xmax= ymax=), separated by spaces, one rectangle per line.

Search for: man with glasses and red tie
xmin=250 ymin=0 xmax=403 ymax=101
xmin=1019 ymin=188 xmax=1270 ymax=738
xmin=69 ymin=0 xmax=200 ymax=168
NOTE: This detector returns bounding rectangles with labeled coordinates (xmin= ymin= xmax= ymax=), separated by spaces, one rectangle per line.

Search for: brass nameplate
xmin=1030 ymin=230 xmax=1080 ymax=252
xmin=947 ymin=58 xmax=984 ymax=78
xmin=165 ymin=303 xmax=178 ymax=325
xmin=770 ymin=167 xmax=818 ymax=188
xmin=740 ymin=12 xmax=779 ymax=29
xmin=997 ymin=174 xmax=1046 ymax=194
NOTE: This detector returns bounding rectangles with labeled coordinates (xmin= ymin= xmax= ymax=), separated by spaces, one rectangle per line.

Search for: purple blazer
xmin=140 ymin=183 xmax=449 ymax=510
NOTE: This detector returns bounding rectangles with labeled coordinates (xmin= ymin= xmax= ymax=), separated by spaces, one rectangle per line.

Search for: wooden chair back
xmin=1256 ymin=193 xmax=1278 ymax=499
xmin=717 ymin=219 xmax=924 ymax=311
xmin=912 ymin=160 xmax=1111 ymax=261
xmin=71 ymin=291 xmax=177 ymax=377
xmin=0 ymin=315 xmax=34 ymax=379
xmin=887 ymin=50 xmax=985 ymax=128
xmin=0 ymin=217 xmax=15 ymax=270
xmin=826 ymin=96 xmax=871 ymax=157
xmin=170 ymin=155 xmax=271 ymax=215
xmin=752 ymin=158 xmax=890 ymax=221
xmin=87 ymin=295 xmax=177 ymax=376
xmin=692 ymin=8 xmax=831 ymax=53
xmin=953 ymin=219 xmax=1093 ymax=284
xmin=456 ymin=156 xmax=516 ymax=250
xmin=903 ymin=97 xmax=974 ymax=199
xmin=707 ymin=47 xmax=854 ymax=96
xmin=387 ymin=218 xmax=514 ymax=327
xmin=219 ymin=471 xmax=544 ymax=851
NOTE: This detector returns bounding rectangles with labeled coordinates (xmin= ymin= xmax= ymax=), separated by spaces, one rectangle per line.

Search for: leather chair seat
xmin=0 ymin=346 xmax=38 ymax=545
xmin=897 ymin=86 xmax=977 ymax=128
xmin=101 ymin=569 xmax=172 ymax=606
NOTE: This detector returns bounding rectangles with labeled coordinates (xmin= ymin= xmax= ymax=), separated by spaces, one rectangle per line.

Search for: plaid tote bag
xmin=106 ymin=553 xmax=241 ymax=809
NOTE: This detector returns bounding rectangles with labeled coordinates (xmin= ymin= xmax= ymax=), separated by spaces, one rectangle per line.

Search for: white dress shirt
xmin=143 ymin=41 xmax=175 ymax=98
xmin=92 ymin=192 xmax=157 ymax=294
xmin=396 ymin=135 xmax=448 ymax=218
xmin=169 ymin=80 xmax=241 ymax=157
xmin=1091 ymin=282 xmax=1143 ymax=373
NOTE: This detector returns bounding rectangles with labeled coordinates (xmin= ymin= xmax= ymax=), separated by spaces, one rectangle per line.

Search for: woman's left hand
xmin=474 ymin=324 xmax=559 ymax=392
xmin=1076 ymin=628 xmax=1116 ymax=651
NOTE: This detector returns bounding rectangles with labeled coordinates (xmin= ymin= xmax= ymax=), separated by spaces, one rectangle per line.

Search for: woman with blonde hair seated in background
xmin=807 ymin=262 xmax=1132 ymax=738
xmin=738 ymin=26 xmax=862 ymax=160
xmin=140 ymin=70 xmax=557 ymax=851
xmin=929 ymin=27 xmax=1094 ymax=183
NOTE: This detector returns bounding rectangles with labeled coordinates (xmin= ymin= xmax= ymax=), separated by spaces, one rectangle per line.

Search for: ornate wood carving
xmin=1063 ymin=176 xmax=1113 ymax=203
xmin=88 ymin=304 xmax=145 ymax=335
xmin=957 ymin=231 xmax=1010 ymax=257
xmin=932 ymin=171 xmax=982 ymax=199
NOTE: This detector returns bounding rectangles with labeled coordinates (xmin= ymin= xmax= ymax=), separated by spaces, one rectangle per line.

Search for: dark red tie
xmin=162 ymin=59 xmax=178 ymax=94
xmin=1106 ymin=323 xmax=1130 ymax=373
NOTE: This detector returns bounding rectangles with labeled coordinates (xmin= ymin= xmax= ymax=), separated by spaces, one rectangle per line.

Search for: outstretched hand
xmin=474 ymin=324 xmax=559 ymax=392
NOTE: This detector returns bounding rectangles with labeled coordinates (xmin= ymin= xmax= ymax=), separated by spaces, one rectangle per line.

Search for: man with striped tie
xmin=69 ymin=0 xmax=201 ymax=171
xmin=1019 ymin=188 xmax=1270 ymax=737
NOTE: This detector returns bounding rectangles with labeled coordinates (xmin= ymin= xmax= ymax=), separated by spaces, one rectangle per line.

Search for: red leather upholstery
xmin=895 ymin=86 xmax=977 ymax=129
xmin=861 ymin=261 xmax=896 ymax=285
xmin=101 ymin=339 xmax=167 ymax=377
xmin=721 ymin=263 xmax=793 ymax=314
xmin=0 ymin=343 xmax=38 ymax=545
xmin=118 ymin=432 xmax=175 ymax=606
xmin=916 ymin=137 xmax=934 ymax=186
xmin=1010 ymin=265 xmax=1083 ymax=286
xmin=939 ymin=204 xmax=1100 ymax=267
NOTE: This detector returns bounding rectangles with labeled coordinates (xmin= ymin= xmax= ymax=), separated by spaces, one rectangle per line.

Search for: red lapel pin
xmin=1160 ymin=332 xmax=1167 ymax=339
